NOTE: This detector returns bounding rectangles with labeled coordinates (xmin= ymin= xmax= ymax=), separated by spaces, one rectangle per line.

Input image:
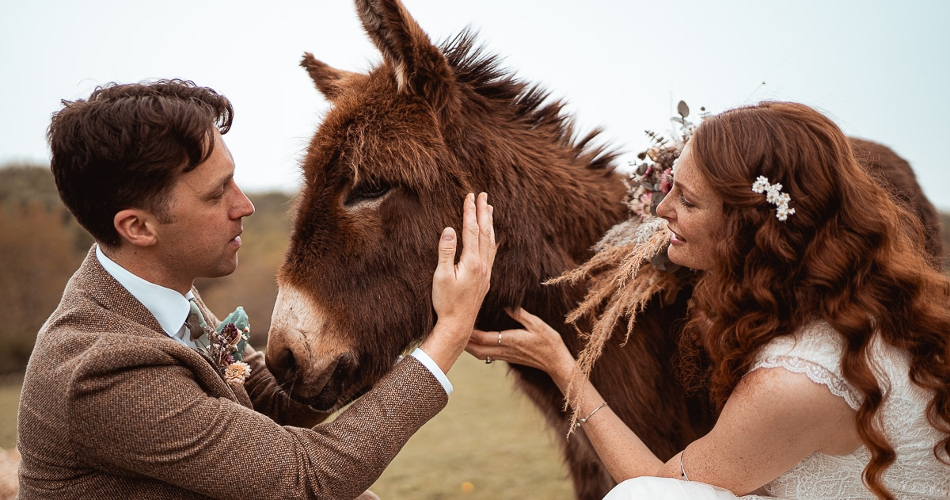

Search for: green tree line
xmin=1 ymin=162 xmax=948 ymax=375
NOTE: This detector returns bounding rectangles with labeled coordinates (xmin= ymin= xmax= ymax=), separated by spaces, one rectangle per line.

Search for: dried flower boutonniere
xmin=194 ymin=307 xmax=252 ymax=384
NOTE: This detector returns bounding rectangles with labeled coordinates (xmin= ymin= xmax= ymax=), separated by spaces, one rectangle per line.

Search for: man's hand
xmin=422 ymin=192 xmax=496 ymax=373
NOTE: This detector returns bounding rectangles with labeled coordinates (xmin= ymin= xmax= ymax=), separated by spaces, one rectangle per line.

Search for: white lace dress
xmin=604 ymin=320 xmax=950 ymax=499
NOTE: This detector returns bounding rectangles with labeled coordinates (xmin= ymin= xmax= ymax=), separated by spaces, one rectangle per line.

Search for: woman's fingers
xmin=465 ymin=329 xmax=547 ymax=370
xmin=506 ymin=307 xmax=549 ymax=332
xmin=463 ymin=340 xmax=490 ymax=360
xmin=471 ymin=328 xmax=511 ymax=346
xmin=467 ymin=329 xmax=510 ymax=361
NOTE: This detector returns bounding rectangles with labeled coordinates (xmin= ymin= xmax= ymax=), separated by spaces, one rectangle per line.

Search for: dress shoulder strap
xmin=750 ymin=320 xmax=862 ymax=410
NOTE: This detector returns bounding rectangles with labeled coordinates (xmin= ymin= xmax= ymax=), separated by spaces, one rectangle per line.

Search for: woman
xmin=466 ymin=102 xmax=950 ymax=499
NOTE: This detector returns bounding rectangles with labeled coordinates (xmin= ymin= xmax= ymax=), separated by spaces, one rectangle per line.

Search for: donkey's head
xmin=266 ymin=0 xmax=627 ymax=410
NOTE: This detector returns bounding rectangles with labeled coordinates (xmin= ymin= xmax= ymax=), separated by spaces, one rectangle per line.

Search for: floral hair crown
xmin=623 ymin=100 xmax=709 ymax=273
xmin=751 ymin=176 xmax=796 ymax=221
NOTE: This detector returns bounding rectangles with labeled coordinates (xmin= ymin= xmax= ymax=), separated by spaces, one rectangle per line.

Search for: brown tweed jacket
xmin=16 ymin=248 xmax=448 ymax=499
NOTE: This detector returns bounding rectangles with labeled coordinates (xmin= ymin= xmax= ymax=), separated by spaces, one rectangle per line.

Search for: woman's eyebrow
xmin=676 ymin=179 xmax=697 ymax=199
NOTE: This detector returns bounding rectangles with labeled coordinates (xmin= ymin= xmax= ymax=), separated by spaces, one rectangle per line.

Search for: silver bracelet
xmin=680 ymin=449 xmax=690 ymax=482
xmin=575 ymin=401 xmax=608 ymax=429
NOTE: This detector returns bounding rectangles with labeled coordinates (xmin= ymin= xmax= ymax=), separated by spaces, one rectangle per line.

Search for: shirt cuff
xmin=410 ymin=348 xmax=453 ymax=395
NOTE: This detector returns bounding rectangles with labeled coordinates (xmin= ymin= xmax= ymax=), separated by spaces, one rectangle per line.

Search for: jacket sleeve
xmin=241 ymin=347 xmax=333 ymax=427
xmin=67 ymin=338 xmax=448 ymax=500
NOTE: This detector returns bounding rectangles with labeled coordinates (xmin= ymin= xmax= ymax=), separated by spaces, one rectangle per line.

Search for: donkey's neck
xmin=446 ymin=110 xmax=629 ymax=335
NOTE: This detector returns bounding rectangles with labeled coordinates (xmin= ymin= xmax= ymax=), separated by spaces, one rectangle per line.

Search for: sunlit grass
xmin=369 ymin=354 xmax=573 ymax=499
xmin=0 ymin=377 xmax=20 ymax=449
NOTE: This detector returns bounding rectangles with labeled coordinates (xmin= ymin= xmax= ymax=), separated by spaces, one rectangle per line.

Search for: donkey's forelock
xmin=337 ymin=114 xmax=456 ymax=190
xmin=297 ymin=70 xmax=464 ymax=198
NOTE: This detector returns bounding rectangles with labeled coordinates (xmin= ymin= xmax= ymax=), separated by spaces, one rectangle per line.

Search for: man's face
xmin=153 ymin=130 xmax=255 ymax=284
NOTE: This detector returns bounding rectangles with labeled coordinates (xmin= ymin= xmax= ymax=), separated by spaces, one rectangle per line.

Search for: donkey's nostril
xmin=274 ymin=347 xmax=297 ymax=382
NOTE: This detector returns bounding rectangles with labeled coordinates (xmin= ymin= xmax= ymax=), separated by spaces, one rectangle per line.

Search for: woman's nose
xmin=656 ymin=193 xmax=673 ymax=221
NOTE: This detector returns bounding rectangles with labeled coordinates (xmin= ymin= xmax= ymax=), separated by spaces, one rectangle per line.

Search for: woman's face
xmin=656 ymin=144 xmax=724 ymax=271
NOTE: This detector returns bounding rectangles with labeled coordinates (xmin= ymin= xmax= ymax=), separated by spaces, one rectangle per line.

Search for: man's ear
xmin=114 ymin=209 xmax=159 ymax=247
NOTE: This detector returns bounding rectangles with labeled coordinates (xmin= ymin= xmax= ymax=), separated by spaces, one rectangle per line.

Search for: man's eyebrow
xmin=204 ymin=172 xmax=234 ymax=196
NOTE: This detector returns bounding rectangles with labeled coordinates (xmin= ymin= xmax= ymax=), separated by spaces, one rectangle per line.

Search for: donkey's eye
xmin=344 ymin=181 xmax=392 ymax=206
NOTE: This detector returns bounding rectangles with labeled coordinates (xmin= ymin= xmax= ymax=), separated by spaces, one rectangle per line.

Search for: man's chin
xmin=201 ymin=261 xmax=239 ymax=280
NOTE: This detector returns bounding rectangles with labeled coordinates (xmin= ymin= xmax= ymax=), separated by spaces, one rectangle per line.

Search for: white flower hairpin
xmin=752 ymin=176 xmax=796 ymax=221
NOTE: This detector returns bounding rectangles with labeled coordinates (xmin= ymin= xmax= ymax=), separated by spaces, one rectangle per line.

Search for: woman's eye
xmin=680 ymin=194 xmax=695 ymax=208
xmin=345 ymin=181 xmax=391 ymax=206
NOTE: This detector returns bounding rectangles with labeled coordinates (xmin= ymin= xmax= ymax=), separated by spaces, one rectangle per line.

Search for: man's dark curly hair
xmin=48 ymin=79 xmax=234 ymax=247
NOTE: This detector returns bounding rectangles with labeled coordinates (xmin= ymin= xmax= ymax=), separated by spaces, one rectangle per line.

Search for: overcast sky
xmin=2 ymin=0 xmax=948 ymax=209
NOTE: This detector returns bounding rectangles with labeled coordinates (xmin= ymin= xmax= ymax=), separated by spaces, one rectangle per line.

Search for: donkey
xmin=265 ymin=1 xmax=944 ymax=498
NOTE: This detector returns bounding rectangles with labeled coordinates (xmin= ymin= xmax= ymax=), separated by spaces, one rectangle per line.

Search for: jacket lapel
xmin=76 ymin=247 xmax=167 ymax=338
xmin=73 ymin=247 xmax=254 ymax=409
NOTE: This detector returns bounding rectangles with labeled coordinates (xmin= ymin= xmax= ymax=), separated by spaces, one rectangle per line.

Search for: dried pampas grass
xmin=547 ymin=216 xmax=688 ymax=433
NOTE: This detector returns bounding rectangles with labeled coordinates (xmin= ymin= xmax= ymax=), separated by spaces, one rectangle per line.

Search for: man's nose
xmin=233 ymin=187 xmax=255 ymax=218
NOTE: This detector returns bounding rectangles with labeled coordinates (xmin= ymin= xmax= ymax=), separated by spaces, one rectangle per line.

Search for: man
xmin=16 ymin=79 xmax=495 ymax=499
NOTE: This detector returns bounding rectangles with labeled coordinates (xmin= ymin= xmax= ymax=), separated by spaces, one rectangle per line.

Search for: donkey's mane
xmin=440 ymin=30 xmax=619 ymax=172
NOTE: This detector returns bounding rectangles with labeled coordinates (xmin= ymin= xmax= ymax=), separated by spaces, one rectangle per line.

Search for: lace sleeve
xmin=751 ymin=355 xmax=862 ymax=410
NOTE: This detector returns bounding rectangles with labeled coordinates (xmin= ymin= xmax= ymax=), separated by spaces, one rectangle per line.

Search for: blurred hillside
xmin=0 ymin=162 xmax=295 ymax=374
xmin=0 ymin=162 xmax=948 ymax=375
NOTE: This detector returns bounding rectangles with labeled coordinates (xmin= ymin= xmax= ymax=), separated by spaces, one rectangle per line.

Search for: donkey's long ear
xmin=301 ymin=53 xmax=361 ymax=101
xmin=356 ymin=0 xmax=454 ymax=103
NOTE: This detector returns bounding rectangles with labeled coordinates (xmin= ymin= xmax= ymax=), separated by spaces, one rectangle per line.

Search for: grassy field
xmin=0 ymin=378 xmax=18 ymax=450
xmin=0 ymin=355 xmax=573 ymax=499
xmin=369 ymin=354 xmax=573 ymax=499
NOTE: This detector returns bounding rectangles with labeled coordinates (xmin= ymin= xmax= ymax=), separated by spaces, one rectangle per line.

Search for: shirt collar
xmin=95 ymin=245 xmax=194 ymax=339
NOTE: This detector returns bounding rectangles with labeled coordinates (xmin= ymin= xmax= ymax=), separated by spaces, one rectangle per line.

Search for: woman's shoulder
xmin=752 ymin=319 xmax=844 ymax=368
xmin=750 ymin=319 xmax=862 ymax=410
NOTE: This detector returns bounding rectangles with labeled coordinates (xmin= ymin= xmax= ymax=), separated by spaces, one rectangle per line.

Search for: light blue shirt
xmin=95 ymin=245 xmax=452 ymax=394
xmin=96 ymin=245 xmax=196 ymax=348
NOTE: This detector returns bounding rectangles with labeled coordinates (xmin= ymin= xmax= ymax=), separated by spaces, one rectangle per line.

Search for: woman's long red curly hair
xmin=680 ymin=101 xmax=950 ymax=499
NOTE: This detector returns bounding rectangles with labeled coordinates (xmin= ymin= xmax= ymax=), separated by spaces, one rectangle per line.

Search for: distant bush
xmin=0 ymin=163 xmax=294 ymax=374
xmin=941 ymin=212 xmax=950 ymax=271
xmin=0 ymin=164 xmax=89 ymax=373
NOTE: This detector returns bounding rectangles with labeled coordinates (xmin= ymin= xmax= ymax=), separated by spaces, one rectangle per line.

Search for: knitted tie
xmin=185 ymin=298 xmax=210 ymax=342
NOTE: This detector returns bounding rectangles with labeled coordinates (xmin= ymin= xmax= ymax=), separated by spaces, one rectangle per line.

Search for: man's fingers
xmin=476 ymin=192 xmax=494 ymax=260
xmin=459 ymin=193 xmax=479 ymax=262
xmin=436 ymin=227 xmax=457 ymax=274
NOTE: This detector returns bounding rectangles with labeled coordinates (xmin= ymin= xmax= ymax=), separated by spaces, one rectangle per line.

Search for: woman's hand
xmin=465 ymin=308 xmax=576 ymax=387
xmin=421 ymin=192 xmax=496 ymax=373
